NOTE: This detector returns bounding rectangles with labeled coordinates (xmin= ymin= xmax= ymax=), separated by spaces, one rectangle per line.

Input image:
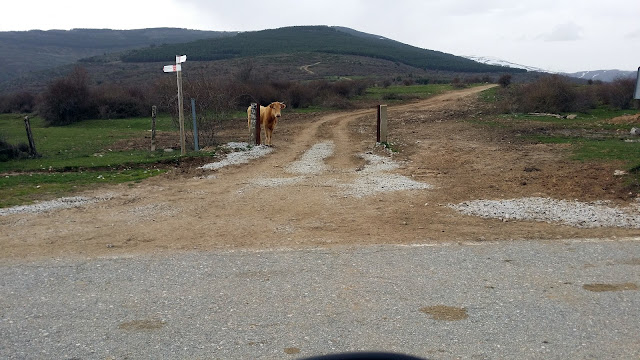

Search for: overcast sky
xmin=4 ymin=0 xmax=640 ymax=73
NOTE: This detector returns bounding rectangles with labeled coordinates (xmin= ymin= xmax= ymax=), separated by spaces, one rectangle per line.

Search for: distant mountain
xmin=562 ymin=70 xmax=636 ymax=82
xmin=119 ymin=26 xmax=523 ymax=74
xmin=464 ymin=55 xmax=639 ymax=82
xmin=0 ymin=26 xmax=529 ymax=94
xmin=0 ymin=28 xmax=236 ymax=82
xmin=463 ymin=55 xmax=551 ymax=73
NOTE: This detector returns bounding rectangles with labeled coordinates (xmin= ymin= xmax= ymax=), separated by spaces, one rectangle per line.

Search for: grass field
xmin=0 ymin=113 xmax=211 ymax=208
xmin=362 ymin=84 xmax=453 ymax=101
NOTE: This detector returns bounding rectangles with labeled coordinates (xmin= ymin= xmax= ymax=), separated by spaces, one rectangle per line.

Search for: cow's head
xmin=269 ymin=102 xmax=286 ymax=118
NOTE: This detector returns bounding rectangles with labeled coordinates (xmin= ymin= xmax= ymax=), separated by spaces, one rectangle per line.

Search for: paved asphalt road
xmin=1 ymin=238 xmax=639 ymax=360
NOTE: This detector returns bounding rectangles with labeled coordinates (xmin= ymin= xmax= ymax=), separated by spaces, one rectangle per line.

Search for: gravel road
xmin=2 ymin=239 xmax=639 ymax=359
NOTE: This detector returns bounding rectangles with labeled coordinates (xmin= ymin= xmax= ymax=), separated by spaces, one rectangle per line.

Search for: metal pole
xmin=176 ymin=61 xmax=186 ymax=155
xmin=151 ymin=105 xmax=157 ymax=152
xmin=634 ymin=66 xmax=640 ymax=100
xmin=191 ymin=98 xmax=199 ymax=151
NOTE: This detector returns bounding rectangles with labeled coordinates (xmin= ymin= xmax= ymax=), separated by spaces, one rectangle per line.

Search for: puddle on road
xmin=620 ymin=258 xmax=640 ymax=266
xmin=284 ymin=347 xmax=301 ymax=355
xmin=582 ymin=283 xmax=639 ymax=292
xmin=420 ymin=305 xmax=468 ymax=321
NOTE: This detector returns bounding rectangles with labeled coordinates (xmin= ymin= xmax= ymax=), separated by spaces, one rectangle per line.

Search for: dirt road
xmin=1 ymin=85 xmax=638 ymax=260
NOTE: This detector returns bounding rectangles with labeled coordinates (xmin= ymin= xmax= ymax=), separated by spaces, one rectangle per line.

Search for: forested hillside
xmin=120 ymin=26 xmax=523 ymax=73
xmin=0 ymin=28 xmax=235 ymax=82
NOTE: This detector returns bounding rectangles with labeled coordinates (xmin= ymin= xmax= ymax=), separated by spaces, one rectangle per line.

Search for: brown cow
xmin=247 ymin=102 xmax=286 ymax=146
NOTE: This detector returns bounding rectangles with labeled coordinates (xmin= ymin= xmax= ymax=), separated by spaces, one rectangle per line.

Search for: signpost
xmin=163 ymin=55 xmax=187 ymax=155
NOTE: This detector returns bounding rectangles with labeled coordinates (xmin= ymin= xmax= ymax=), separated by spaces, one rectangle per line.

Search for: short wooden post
xmin=377 ymin=105 xmax=388 ymax=143
xmin=191 ymin=98 xmax=199 ymax=151
xmin=151 ymin=105 xmax=157 ymax=151
xmin=23 ymin=116 xmax=38 ymax=157
xmin=249 ymin=103 xmax=261 ymax=146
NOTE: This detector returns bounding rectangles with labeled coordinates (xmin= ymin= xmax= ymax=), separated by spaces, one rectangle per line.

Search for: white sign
xmin=163 ymin=64 xmax=182 ymax=73
xmin=176 ymin=55 xmax=187 ymax=64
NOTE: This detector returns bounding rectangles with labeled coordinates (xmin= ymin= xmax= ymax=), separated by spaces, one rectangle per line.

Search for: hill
xmin=0 ymin=28 xmax=235 ymax=83
xmin=0 ymin=26 xmax=529 ymax=95
xmin=119 ymin=26 xmax=520 ymax=74
xmin=563 ymin=69 xmax=636 ymax=82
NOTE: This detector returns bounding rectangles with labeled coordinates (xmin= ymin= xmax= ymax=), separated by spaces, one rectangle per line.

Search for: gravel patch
xmin=450 ymin=197 xmax=640 ymax=228
xmin=286 ymin=141 xmax=335 ymax=175
xmin=249 ymin=177 xmax=306 ymax=188
xmin=340 ymin=153 xmax=432 ymax=197
xmin=0 ymin=194 xmax=115 ymax=216
xmin=198 ymin=143 xmax=273 ymax=171
xmin=245 ymin=142 xmax=432 ymax=197
xmin=125 ymin=203 xmax=181 ymax=223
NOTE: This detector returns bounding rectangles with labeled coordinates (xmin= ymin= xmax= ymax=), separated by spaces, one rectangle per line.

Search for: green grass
xmin=0 ymin=114 xmax=180 ymax=172
xmin=530 ymin=136 xmax=639 ymax=164
xmin=0 ymin=113 xmax=215 ymax=208
xmin=363 ymin=84 xmax=453 ymax=101
xmin=0 ymin=169 xmax=165 ymax=208
xmin=478 ymin=85 xmax=500 ymax=103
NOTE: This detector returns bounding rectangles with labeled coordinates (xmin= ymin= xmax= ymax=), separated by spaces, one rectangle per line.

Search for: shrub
xmin=519 ymin=75 xmax=577 ymax=113
xmin=39 ymin=66 xmax=95 ymax=125
xmin=0 ymin=138 xmax=30 ymax=162
xmin=597 ymin=78 xmax=636 ymax=109
xmin=498 ymin=74 xmax=512 ymax=88
xmin=0 ymin=92 xmax=36 ymax=113
xmin=451 ymin=77 xmax=466 ymax=89
xmin=93 ymin=85 xmax=148 ymax=119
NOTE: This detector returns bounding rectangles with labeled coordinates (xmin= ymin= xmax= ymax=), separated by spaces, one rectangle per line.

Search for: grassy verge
xmin=0 ymin=169 xmax=165 ymax=208
xmin=0 ymin=113 xmax=215 ymax=208
xmin=361 ymin=84 xmax=453 ymax=101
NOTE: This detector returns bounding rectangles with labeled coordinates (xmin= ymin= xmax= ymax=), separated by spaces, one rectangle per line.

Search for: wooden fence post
xmin=377 ymin=104 xmax=388 ymax=143
xmin=249 ymin=103 xmax=261 ymax=146
xmin=151 ymin=105 xmax=157 ymax=151
xmin=23 ymin=116 xmax=38 ymax=157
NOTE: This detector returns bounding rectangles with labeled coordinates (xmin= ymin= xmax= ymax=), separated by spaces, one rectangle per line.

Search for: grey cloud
xmin=539 ymin=22 xmax=583 ymax=42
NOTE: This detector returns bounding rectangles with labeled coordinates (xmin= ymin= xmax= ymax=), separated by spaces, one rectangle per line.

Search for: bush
xmin=498 ymin=74 xmax=512 ymax=88
xmin=39 ymin=66 xmax=95 ymax=125
xmin=94 ymin=85 xmax=149 ymax=119
xmin=495 ymin=75 xmax=638 ymax=114
xmin=519 ymin=75 xmax=577 ymax=113
xmin=0 ymin=92 xmax=36 ymax=113
xmin=0 ymin=138 xmax=30 ymax=162
xmin=597 ymin=78 xmax=636 ymax=109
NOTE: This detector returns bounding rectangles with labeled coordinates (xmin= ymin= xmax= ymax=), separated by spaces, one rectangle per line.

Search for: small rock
xmin=631 ymin=127 xmax=640 ymax=136
xmin=614 ymin=170 xmax=628 ymax=176
xmin=164 ymin=148 xmax=175 ymax=153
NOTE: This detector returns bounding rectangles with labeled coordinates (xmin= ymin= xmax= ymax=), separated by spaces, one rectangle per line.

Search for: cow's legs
xmin=265 ymin=125 xmax=273 ymax=146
